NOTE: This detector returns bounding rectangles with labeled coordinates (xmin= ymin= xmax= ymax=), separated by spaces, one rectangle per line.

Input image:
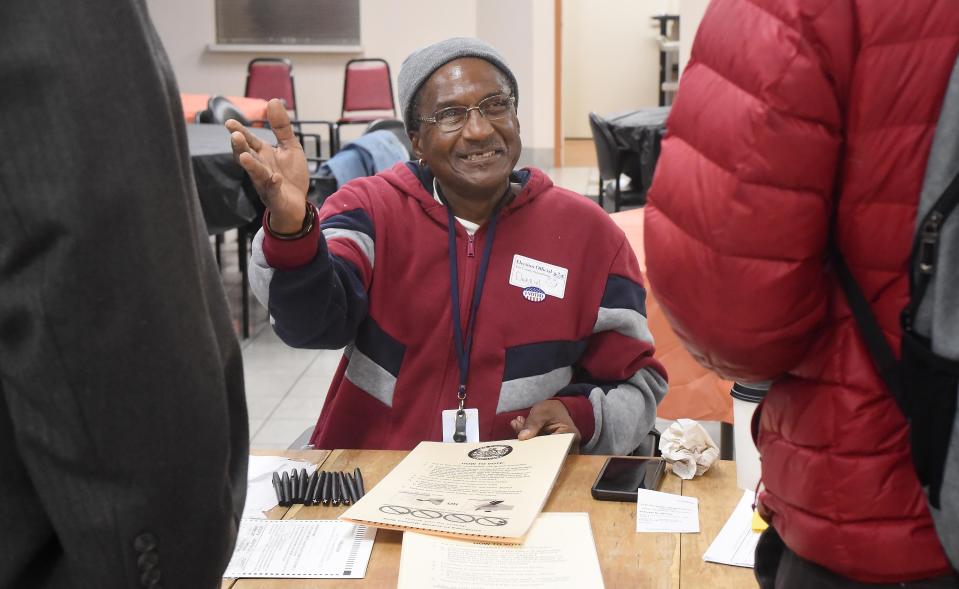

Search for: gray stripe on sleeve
xmin=344 ymin=347 xmax=396 ymax=407
xmin=249 ymin=228 xmax=273 ymax=309
xmin=323 ymin=228 xmax=375 ymax=268
xmin=496 ymin=366 xmax=574 ymax=414
xmin=593 ymin=307 xmax=654 ymax=344
xmin=581 ymin=366 xmax=668 ymax=456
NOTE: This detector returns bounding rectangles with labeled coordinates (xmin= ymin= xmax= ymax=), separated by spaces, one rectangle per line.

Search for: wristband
xmin=267 ymin=203 xmax=315 ymax=240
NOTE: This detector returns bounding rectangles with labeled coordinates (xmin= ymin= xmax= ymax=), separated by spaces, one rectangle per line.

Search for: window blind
xmin=216 ymin=0 xmax=360 ymax=45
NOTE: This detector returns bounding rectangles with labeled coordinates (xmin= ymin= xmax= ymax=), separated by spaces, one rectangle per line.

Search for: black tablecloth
xmin=605 ymin=106 xmax=670 ymax=195
xmin=187 ymin=124 xmax=275 ymax=235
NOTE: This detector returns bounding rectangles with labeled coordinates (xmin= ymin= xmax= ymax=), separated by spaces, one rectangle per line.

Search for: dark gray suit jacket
xmin=0 ymin=0 xmax=249 ymax=587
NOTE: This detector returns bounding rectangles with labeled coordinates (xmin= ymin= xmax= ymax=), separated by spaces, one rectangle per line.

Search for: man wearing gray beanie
xmin=397 ymin=37 xmax=518 ymax=132
xmin=231 ymin=37 xmax=667 ymax=456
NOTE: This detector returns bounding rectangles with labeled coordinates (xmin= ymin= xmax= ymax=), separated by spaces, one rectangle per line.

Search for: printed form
xmin=223 ymin=519 xmax=375 ymax=579
xmin=702 ymin=491 xmax=761 ymax=568
xmin=397 ymin=512 xmax=604 ymax=589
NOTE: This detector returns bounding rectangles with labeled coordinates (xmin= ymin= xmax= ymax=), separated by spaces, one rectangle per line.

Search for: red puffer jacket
xmin=645 ymin=0 xmax=959 ymax=583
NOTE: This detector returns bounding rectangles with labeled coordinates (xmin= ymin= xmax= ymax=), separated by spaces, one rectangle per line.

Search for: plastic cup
xmin=730 ymin=383 xmax=768 ymax=492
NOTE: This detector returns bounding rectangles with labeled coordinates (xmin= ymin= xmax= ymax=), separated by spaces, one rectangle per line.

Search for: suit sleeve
xmin=644 ymin=0 xmax=855 ymax=382
xmin=557 ymin=237 xmax=668 ymax=456
xmin=249 ymin=184 xmax=374 ymax=349
xmin=0 ymin=1 xmax=248 ymax=587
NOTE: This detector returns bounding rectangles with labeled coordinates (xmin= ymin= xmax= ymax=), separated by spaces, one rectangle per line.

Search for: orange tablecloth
xmin=611 ymin=208 xmax=733 ymax=423
xmin=180 ymin=93 xmax=269 ymax=124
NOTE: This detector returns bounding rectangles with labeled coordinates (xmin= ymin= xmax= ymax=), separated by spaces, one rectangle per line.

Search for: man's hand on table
xmin=511 ymin=399 xmax=581 ymax=453
xmin=226 ymin=98 xmax=310 ymax=234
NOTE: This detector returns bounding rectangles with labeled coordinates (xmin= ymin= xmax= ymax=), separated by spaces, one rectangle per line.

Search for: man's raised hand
xmin=226 ymin=99 xmax=310 ymax=233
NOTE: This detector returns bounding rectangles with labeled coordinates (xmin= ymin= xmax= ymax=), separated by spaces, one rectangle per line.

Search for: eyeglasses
xmin=420 ymin=94 xmax=515 ymax=133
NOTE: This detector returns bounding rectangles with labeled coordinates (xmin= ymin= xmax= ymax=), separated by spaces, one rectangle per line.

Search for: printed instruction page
xmin=397 ymin=512 xmax=604 ymax=589
xmin=340 ymin=434 xmax=573 ymax=542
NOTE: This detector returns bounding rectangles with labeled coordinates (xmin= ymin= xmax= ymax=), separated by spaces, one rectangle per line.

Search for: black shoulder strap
xmin=830 ymin=243 xmax=909 ymax=416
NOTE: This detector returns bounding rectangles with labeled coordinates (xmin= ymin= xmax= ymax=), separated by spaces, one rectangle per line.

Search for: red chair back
xmin=245 ymin=58 xmax=297 ymax=115
xmin=340 ymin=58 xmax=395 ymax=122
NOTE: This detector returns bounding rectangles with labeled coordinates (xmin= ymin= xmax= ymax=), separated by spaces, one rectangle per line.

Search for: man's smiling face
xmin=411 ymin=57 xmax=522 ymax=201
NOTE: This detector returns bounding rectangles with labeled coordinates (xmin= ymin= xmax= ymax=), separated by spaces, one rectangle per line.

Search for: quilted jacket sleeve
xmin=644 ymin=0 xmax=855 ymax=381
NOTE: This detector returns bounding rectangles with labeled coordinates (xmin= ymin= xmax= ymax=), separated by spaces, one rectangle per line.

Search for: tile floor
xmin=223 ymin=165 xmax=679 ymax=450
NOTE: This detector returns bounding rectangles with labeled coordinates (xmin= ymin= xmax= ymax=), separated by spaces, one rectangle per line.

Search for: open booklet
xmin=340 ymin=433 xmax=574 ymax=543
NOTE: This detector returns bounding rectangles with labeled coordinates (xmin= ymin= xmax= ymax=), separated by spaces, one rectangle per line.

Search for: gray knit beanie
xmin=398 ymin=37 xmax=518 ymax=130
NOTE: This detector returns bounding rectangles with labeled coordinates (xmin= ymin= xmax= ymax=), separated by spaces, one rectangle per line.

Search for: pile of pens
xmin=272 ymin=468 xmax=366 ymax=507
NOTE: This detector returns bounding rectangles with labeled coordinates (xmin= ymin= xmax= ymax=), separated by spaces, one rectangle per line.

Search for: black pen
xmin=345 ymin=473 xmax=361 ymax=504
xmin=354 ymin=467 xmax=365 ymax=498
xmin=311 ymin=471 xmax=325 ymax=505
xmin=331 ymin=472 xmax=342 ymax=506
xmin=305 ymin=470 xmax=319 ymax=506
xmin=322 ymin=470 xmax=332 ymax=505
xmin=298 ymin=468 xmax=309 ymax=504
xmin=281 ymin=471 xmax=292 ymax=507
xmin=272 ymin=472 xmax=283 ymax=506
xmin=291 ymin=469 xmax=300 ymax=503
xmin=338 ymin=472 xmax=352 ymax=505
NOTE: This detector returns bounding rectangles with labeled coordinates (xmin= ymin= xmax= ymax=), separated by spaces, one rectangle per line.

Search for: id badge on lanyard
xmin=436 ymin=181 xmax=508 ymax=443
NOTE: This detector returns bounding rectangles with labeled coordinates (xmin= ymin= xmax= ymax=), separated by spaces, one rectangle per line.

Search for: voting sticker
xmin=508 ymin=254 xmax=568 ymax=299
xmin=441 ymin=408 xmax=479 ymax=443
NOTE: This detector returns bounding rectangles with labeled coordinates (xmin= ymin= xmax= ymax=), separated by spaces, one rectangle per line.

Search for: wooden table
xmin=223 ymin=451 xmax=756 ymax=589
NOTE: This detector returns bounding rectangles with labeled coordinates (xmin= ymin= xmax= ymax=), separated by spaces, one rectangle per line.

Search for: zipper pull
xmin=466 ymin=233 xmax=476 ymax=257
xmin=918 ymin=211 xmax=943 ymax=275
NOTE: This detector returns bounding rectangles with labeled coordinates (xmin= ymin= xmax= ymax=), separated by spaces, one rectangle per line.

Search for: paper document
xmin=635 ymin=489 xmax=700 ymax=533
xmin=242 ymin=455 xmax=317 ymax=519
xmin=397 ymin=512 xmax=604 ymax=589
xmin=702 ymin=491 xmax=761 ymax=568
xmin=223 ymin=519 xmax=375 ymax=578
xmin=341 ymin=434 xmax=574 ymax=543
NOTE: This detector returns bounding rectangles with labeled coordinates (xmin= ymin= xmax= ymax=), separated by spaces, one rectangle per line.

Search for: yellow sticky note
xmin=751 ymin=510 xmax=769 ymax=532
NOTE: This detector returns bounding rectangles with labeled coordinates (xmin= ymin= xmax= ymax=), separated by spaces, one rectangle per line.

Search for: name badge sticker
xmin=509 ymin=254 xmax=568 ymax=299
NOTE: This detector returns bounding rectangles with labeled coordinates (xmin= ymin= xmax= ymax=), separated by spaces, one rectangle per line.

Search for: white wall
xmin=679 ymin=0 xmax=711 ymax=77
xmin=145 ymin=0 xmax=555 ymax=160
xmin=477 ymin=0 xmax=555 ymax=167
xmin=561 ymin=0 xmax=677 ymax=138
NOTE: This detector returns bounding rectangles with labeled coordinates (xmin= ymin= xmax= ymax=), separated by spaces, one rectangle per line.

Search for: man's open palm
xmin=226 ymin=99 xmax=310 ymax=233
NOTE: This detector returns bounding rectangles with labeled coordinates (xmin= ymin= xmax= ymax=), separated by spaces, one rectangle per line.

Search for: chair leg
xmin=331 ymin=123 xmax=341 ymax=155
xmin=214 ymin=233 xmax=223 ymax=269
xmin=614 ymin=176 xmax=621 ymax=212
xmin=238 ymin=227 xmax=250 ymax=339
xmin=597 ymin=175 xmax=604 ymax=209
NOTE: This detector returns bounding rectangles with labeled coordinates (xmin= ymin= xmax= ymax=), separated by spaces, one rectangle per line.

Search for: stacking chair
xmin=334 ymin=58 xmax=397 ymax=153
xmin=588 ymin=112 xmax=647 ymax=212
xmin=245 ymin=57 xmax=298 ymax=118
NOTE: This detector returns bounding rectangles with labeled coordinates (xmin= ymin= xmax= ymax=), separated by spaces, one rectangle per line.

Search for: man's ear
xmin=409 ymin=131 xmax=421 ymax=160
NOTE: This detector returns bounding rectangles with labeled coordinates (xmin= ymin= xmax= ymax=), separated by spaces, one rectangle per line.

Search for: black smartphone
xmin=590 ymin=456 xmax=666 ymax=501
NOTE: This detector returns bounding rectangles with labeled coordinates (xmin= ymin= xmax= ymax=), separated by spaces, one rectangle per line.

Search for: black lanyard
xmin=438 ymin=182 xmax=508 ymax=442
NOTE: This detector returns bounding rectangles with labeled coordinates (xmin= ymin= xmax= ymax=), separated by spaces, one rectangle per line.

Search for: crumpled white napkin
xmin=658 ymin=418 xmax=720 ymax=479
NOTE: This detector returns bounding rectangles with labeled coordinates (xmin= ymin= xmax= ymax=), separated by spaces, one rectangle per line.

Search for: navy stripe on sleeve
xmin=600 ymin=275 xmax=647 ymax=316
xmin=355 ymin=316 xmax=406 ymax=378
xmin=320 ymin=208 xmax=375 ymax=239
xmin=503 ymin=339 xmax=589 ymax=381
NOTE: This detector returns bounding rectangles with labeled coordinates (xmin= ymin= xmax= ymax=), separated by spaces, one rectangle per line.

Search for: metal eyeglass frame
xmin=420 ymin=94 xmax=516 ymax=133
